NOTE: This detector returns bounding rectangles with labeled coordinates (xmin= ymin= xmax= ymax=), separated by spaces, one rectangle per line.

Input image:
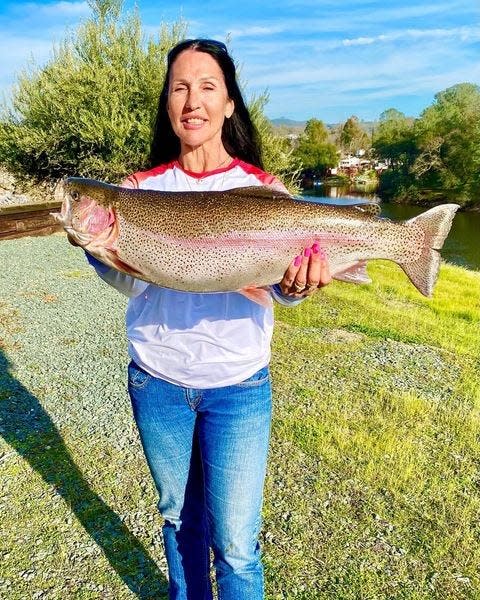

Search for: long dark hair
xmin=149 ymin=39 xmax=263 ymax=169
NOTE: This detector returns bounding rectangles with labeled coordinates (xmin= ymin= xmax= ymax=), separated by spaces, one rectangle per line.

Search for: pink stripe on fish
xmin=131 ymin=227 xmax=359 ymax=249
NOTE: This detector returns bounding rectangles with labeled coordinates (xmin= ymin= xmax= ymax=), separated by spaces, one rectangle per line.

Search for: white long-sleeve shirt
xmin=86 ymin=159 xmax=303 ymax=388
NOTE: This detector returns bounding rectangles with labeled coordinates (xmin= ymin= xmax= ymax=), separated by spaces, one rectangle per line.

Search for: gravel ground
xmin=0 ymin=234 xmax=169 ymax=599
xmin=0 ymin=169 xmax=55 ymax=207
xmin=0 ymin=192 xmax=33 ymax=207
xmin=0 ymin=234 xmax=132 ymax=444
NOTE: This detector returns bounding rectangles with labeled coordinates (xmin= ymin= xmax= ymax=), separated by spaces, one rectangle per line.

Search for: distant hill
xmin=270 ymin=117 xmax=380 ymax=138
xmin=270 ymin=117 xmax=306 ymax=127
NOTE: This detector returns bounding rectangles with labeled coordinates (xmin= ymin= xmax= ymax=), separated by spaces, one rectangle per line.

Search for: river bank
xmin=0 ymin=170 xmax=58 ymax=208
xmin=304 ymin=176 xmax=480 ymax=210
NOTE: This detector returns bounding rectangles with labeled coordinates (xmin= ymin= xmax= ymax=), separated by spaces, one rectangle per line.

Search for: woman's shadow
xmin=0 ymin=349 xmax=168 ymax=599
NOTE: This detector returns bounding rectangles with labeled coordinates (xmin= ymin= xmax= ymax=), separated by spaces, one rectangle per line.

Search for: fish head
xmin=53 ymin=178 xmax=116 ymax=247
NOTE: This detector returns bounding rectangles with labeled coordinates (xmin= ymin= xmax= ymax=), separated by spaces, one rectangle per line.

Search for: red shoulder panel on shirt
xmin=120 ymin=162 xmax=175 ymax=188
xmin=235 ymin=159 xmax=288 ymax=191
xmin=235 ymin=159 xmax=276 ymax=184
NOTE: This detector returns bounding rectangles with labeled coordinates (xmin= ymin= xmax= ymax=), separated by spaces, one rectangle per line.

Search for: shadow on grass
xmin=0 ymin=349 xmax=167 ymax=599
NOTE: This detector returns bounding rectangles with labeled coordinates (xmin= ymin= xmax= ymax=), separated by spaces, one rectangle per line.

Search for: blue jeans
xmin=127 ymin=361 xmax=272 ymax=600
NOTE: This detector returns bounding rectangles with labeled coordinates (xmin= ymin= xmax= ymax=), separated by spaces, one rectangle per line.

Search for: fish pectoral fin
xmin=334 ymin=260 xmax=372 ymax=284
xmin=108 ymin=255 xmax=144 ymax=278
xmin=85 ymin=243 xmax=144 ymax=279
xmin=237 ymin=286 xmax=273 ymax=307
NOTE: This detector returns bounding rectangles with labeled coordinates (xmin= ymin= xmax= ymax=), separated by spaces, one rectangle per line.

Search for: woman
xmin=86 ymin=39 xmax=330 ymax=600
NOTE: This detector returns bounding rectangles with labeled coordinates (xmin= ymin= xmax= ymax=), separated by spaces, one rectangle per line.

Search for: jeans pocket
xmin=128 ymin=361 xmax=152 ymax=390
xmin=236 ymin=366 xmax=270 ymax=388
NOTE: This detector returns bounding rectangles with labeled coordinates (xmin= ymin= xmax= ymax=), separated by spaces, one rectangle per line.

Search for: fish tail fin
xmin=399 ymin=204 xmax=459 ymax=297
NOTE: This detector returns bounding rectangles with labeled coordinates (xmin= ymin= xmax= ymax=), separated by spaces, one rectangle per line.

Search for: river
xmin=302 ymin=186 xmax=480 ymax=272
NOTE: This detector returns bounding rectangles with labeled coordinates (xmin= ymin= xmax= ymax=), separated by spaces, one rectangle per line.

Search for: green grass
xmin=266 ymin=261 xmax=480 ymax=599
xmin=0 ymin=236 xmax=479 ymax=599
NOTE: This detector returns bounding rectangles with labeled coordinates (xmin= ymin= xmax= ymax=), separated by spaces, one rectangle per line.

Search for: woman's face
xmin=167 ymin=49 xmax=235 ymax=153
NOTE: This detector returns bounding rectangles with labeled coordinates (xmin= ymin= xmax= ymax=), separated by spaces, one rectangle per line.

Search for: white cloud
xmin=16 ymin=1 xmax=89 ymax=19
xmin=226 ymin=24 xmax=287 ymax=38
xmin=361 ymin=1 xmax=473 ymax=22
xmin=212 ymin=0 xmax=479 ymax=43
xmin=0 ymin=35 xmax=54 ymax=89
xmin=343 ymin=26 xmax=480 ymax=47
xmin=1 ymin=0 xmax=478 ymax=122
xmin=242 ymin=30 xmax=480 ymax=117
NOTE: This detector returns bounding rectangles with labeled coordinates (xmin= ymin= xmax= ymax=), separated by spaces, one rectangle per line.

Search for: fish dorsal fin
xmin=353 ymin=203 xmax=382 ymax=216
xmin=225 ymin=186 xmax=293 ymax=202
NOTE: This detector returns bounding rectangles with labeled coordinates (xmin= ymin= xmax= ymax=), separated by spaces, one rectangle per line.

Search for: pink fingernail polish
xmin=304 ymin=247 xmax=311 ymax=258
xmin=312 ymin=243 xmax=320 ymax=253
xmin=294 ymin=255 xmax=302 ymax=267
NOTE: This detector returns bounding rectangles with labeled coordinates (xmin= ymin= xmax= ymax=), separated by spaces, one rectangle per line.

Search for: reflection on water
xmin=311 ymin=185 xmax=380 ymax=200
xmin=302 ymin=186 xmax=480 ymax=271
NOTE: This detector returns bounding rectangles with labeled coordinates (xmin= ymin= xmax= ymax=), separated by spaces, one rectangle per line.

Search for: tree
xmin=339 ymin=116 xmax=369 ymax=154
xmin=372 ymin=109 xmax=416 ymax=170
xmin=414 ymin=83 xmax=480 ymax=201
xmin=248 ymin=95 xmax=302 ymax=192
xmin=293 ymin=119 xmax=338 ymax=174
xmin=371 ymin=109 xmax=417 ymax=201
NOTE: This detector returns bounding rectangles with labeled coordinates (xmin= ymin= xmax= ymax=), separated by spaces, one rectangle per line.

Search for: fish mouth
xmin=51 ymin=181 xmax=76 ymax=234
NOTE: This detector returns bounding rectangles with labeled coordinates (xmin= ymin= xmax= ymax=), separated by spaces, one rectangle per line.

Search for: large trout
xmin=53 ymin=177 xmax=459 ymax=301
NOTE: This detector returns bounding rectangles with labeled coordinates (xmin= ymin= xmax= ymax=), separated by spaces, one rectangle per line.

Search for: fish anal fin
xmin=334 ymin=260 xmax=371 ymax=284
xmin=238 ymin=286 xmax=273 ymax=307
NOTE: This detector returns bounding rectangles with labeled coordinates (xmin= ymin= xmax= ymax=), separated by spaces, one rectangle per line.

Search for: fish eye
xmin=71 ymin=191 xmax=80 ymax=201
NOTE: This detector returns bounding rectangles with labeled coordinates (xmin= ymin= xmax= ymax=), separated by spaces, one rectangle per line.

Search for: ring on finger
xmin=305 ymin=283 xmax=317 ymax=292
xmin=293 ymin=281 xmax=306 ymax=292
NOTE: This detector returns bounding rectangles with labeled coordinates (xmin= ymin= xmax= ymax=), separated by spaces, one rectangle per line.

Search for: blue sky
xmin=0 ymin=0 xmax=479 ymax=123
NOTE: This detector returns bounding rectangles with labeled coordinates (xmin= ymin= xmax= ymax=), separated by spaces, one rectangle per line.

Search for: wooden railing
xmin=0 ymin=201 xmax=63 ymax=240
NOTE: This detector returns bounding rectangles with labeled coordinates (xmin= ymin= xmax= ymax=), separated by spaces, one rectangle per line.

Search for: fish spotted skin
xmin=52 ymin=177 xmax=460 ymax=297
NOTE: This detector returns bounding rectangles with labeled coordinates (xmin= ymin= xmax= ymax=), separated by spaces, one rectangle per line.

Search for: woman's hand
xmin=278 ymin=243 xmax=332 ymax=298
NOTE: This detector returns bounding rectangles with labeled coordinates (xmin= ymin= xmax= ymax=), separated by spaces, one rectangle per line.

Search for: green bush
xmin=0 ymin=1 xmax=186 ymax=182
xmin=0 ymin=0 xmax=299 ymax=189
